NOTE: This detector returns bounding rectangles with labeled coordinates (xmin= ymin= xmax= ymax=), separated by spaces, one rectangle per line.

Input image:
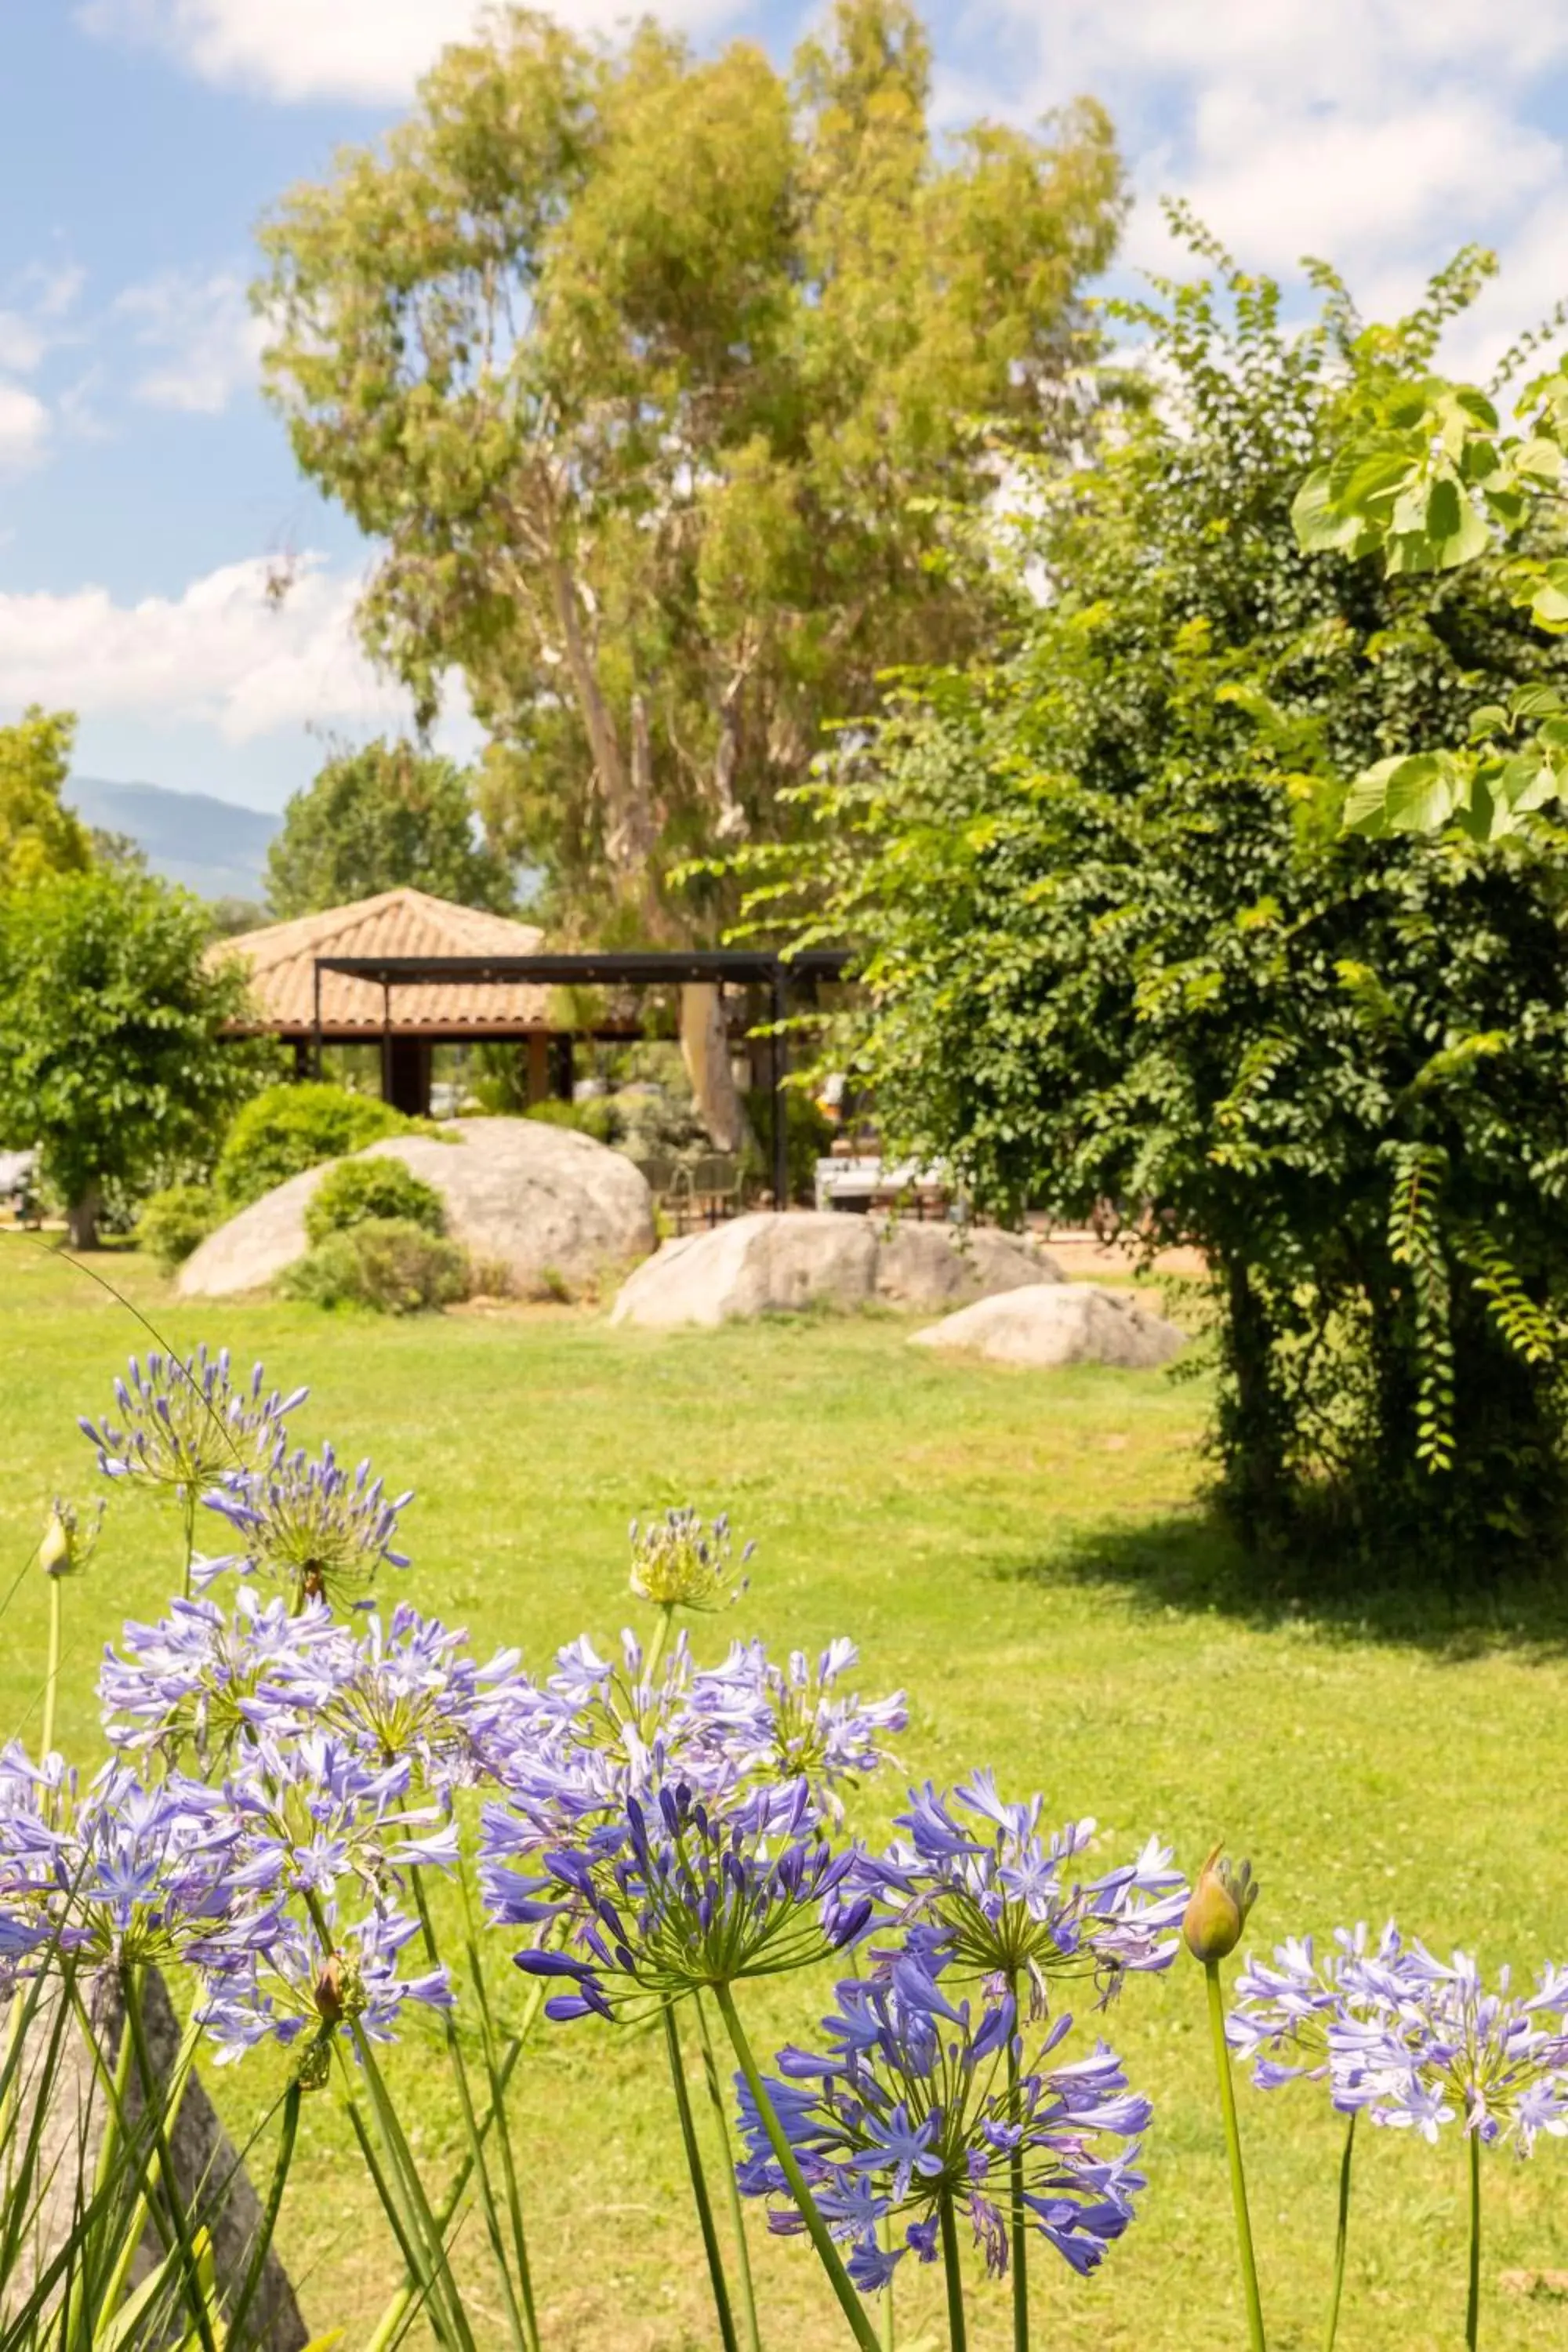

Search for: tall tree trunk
xmin=65 ymin=1185 xmax=101 ymax=1251
xmin=680 ymin=985 xmax=752 ymax=1154
xmin=546 ymin=555 xmax=658 ymax=882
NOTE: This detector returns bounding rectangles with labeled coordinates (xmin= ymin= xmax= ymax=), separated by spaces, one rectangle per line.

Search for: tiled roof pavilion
xmin=214 ymin=887 xmax=556 ymax=1040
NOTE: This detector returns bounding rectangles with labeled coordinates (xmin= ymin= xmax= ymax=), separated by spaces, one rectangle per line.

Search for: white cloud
xmin=0 ymin=554 xmax=436 ymax=742
xmin=114 ymin=270 xmax=265 ymax=415
xmin=952 ymin=0 xmax=1568 ymax=376
xmin=0 ymin=385 xmax=50 ymax=470
xmin=76 ymin=0 xmax=740 ymax=103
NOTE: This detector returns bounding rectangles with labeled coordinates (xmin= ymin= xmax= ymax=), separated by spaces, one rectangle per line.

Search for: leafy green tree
xmin=0 ymin=706 xmax=92 ymax=888
xmin=264 ymin=739 xmax=513 ymax=916
xmin=253 ymin=0 xmax=1123 ymax=931
xmin=0 ymin=869 xmax=270 ymax=1247
xmin=746 ymin=225 xmax=1568 ymax=1569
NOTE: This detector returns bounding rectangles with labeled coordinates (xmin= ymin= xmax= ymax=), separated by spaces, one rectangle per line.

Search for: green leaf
xmin=1381 ymin=753 xmax=1459 ymax=833
xmin=1290 ymin=468 xmax=1363 ymax=554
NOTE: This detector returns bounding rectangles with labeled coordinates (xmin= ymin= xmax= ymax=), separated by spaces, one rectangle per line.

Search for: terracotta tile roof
xmin=212 ymin=888 xmax=554 ymax=1036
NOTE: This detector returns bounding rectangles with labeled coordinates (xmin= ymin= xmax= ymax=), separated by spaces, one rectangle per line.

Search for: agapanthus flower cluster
xmin=80 ymin=1348 xmax=305 ymax=1497
xmin=479 ymin=1628 xmax=905 ymax=1909
xmin=0 ymin=1708 xmax=459 ymax=2074
xmin=736 ymin=1946 xmax=1149 ymax=2288
xmin=1230 ymin=1928 xmax=1568 ymax=2154
xmin=102 ymin=1593 xmax=525 ymax=1796
xmin=685 ymin=1639 xmax=907 ymax=1815
xmin=201 ymin=1439 xmax=412 ymax=1608
xmin=857 ymin=1776 xmax=1187 ymax=2012
xmin=629 ymin=1508 xmax=753 ymax=1613
xmin=0 ymin=1747 xmax=271 ymax=1979
xmin=506 ymin=1776 xmax=871 ymax=2020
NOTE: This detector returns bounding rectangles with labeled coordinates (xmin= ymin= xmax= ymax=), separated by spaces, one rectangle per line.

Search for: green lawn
xmin=5 ymin=1232 xmax=1568 ymax=2350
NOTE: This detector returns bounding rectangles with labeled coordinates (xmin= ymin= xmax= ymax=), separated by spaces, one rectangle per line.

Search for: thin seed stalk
xmin=714 ymin=1982 xmax=883 ymax=2352
xmin=1205 ymin=1958 xmax=1266 ymax=2352
xmin=695 ymin=1989 xmax=763 ymax=2352
xmin=41 ymin=1572 xmax=63 ymax=1757
xmin=459 ymin=1871 xmax=542 ymax=2352
xmin=121 ymin=1964 xmax=219 ymax=2352
xmin=363 ymin=1979 xmax=547 ymax=2352
xmin=225 ymin=2078 xmax=302 ymax=2350
xmin=938 ymin=2184 xmax=967 ymax=2352
xmin=1004 ymin=1970 xmax=1027 ymax=2352
xmin=1466 ymin=2129 xmax=1481 ymax=2352
xmin=1323 ymin=2111 xmax=1355 ymax=2352
xmin=352 ymin=2020 xmax=480 ymax=2352
xmin=410 ymin=1872 xmax=530 ymax=2352
xmin=664 ymin=2001 xmax=739 ymax=2352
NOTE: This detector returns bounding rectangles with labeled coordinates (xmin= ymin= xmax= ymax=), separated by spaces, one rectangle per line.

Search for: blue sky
xmin=3 ymin=0 xmax=1567 ymax=813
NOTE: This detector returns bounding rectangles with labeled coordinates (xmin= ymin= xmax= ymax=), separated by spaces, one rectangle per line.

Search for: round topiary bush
xmin=134 ymin=1183 xmax=218 ymax=1271
xmin=278 ymin=1217 xmax=470 ymax=1314
xmin=304 ymin=1157 xmax=446 ymax=1247
xmin=215 ymin=1083 xmax=420 ymax=1211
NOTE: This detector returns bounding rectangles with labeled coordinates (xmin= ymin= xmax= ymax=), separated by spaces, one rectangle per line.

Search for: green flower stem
xmin=695 ymin=1989 xmax=763 ymax=2352
xmin=1466 ymin=2129 xmax=1481 ymax=2352
xmin=459 ymin=1871 xmax=542 ymax=2352
xmin=664 ymin=2000 xmax=739 ymax=2352
xmin=1004 ymin=1971 xmax=1027 ymax=2352
xmin=180 ymin=1486 xmax=198 ymax=1605
xmin=363 ymin=1976 xmax=546 ymax=2352
xmin=1323 ymin=2111 xmax=1355 ymax=2352
xmin=880 ymin=2217 xmax=896 ymax=2352
xmin=714 ymin=1981 xmax=883 ymax=2352
xmin=938 ymin=2184 xmax=967 ymax=2352
xmin=41 ymin=1571 xmax=63 ymax=1758
xmin=121 ymin=1963 xmax=218 ymax=2352
xmin=224 ymin=2078 xmax=302 ymax=2351
xmin=410 ymin=1873 xmax=530 ymax=2352
xmin=1205 ymin=1958 xmax=1266 ymax=2352
xmin=640 ymin=1602 xmax=677 ymax=1733
xmin=352 ymin=2019 xmax=480 ymax=2352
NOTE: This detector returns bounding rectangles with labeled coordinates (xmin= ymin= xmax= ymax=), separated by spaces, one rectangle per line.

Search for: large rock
xmin=178 ymin=1117 xmax=654 ymax=1301
xmin=910 ymin=1283 xmax=1186 ymax=1369
xmin=609 ymin=1210 xmax=1061 ymax=1329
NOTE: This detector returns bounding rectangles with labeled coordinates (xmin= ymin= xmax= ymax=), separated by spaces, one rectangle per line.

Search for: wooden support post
xmin=770 ymin=961 xmax=788 ymax=1211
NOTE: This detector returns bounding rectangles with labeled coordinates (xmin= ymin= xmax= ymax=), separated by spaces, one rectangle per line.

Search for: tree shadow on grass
xmin=994 ymin=1506 xmax=1568 ymax=1661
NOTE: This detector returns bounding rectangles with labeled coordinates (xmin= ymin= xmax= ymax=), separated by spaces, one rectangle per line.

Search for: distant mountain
xmin=66 ymin=777 xmax=279 ymax=905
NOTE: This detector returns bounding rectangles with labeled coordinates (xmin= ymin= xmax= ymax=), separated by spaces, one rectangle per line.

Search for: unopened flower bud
xmin=1182 ymin=1845 xmax=1258 ymax=1964
xmin=39 ymin=1497 xmax=103 ymax=1580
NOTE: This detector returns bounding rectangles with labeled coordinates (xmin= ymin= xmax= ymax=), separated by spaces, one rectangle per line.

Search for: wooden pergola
xmin=214 ymin=891 xmax=851 ymax=1205
xmin=310 ymin=946 xmax=851 ymax=1207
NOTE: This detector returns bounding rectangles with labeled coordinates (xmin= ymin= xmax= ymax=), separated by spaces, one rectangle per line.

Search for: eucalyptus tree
xmin=253 ymin=0 xmax=1124 ymax=1137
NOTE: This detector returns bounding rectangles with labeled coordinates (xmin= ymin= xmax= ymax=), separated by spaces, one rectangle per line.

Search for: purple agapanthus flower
xmin=857 ymin=1774 xmax=1187 ymax=2012
xmin=1232 ymin=1926 xmax=1568 ymax=2157
xmin=735 ymin=1944 xmax=1149 ymax=2289
xmin=99 ymin=1589 xmax=343 ymax=1763
xmin=219 ymin=1730 xmax=459 ymax=1909
xmin=80 ymin=1348 xmax=305 ymax=1497
xmin=1229 ymin=1922 xmax=1405 ymax=2090
xmin=198 ymin=1900 xmax=453 ymax=2076
xmin=506 ymin=1775 xmax=870 ymax=2020
xmin=201 ymin=1439 xmax=412 ymax=1610
xmin=685 ymin=1639 xmax=907 ymax=1817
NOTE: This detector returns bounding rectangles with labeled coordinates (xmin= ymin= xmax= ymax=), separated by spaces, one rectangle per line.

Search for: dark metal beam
xmin=312 ymin=948 xmax=851 ymax=987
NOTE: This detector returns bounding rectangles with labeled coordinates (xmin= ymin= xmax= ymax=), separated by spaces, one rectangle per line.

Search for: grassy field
xmin=5 ymin=1231 xmax=1568 ymax=2350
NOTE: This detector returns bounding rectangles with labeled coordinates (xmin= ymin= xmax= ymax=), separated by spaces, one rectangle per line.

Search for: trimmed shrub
xmin=134 ymin=1184 xmax=219 ymax=1271
xmin=304 ymin=1157 xmax=445 ymax=1247
xmin=215 ymin=1083 xmax=423 ymax=1210
xmin=278 ymin=1218 xmax=470 ymax=1314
